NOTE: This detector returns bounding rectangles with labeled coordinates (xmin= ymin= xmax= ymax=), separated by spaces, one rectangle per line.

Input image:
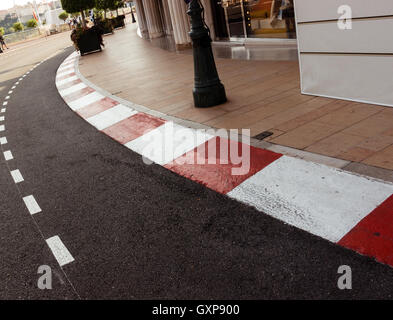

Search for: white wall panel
xmin=300 ymin=54 xmax=393 ymax=107
xmin=295 ymin=0 xmax=393 ymax=23
xmin=298 ymin=18 xmax=393 ymax=53
xmin=295 ymin=0 xmax=393 ymax=107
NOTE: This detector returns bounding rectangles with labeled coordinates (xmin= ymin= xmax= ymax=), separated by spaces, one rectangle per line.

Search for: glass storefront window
xmin=219 ymin=0 xmax=296 ymax=39
xmin=246 ymin=0 xmax=296 ymax=39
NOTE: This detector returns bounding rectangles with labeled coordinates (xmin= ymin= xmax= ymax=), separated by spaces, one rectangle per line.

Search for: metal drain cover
xmin=253 ymin=131 xmax=274 ymax=140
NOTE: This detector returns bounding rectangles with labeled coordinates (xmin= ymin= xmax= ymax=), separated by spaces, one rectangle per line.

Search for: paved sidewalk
xmin=78 ymin=23 xmax=393 ymax=171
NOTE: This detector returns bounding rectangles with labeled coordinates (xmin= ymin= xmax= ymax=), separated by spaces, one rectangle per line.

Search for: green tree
xmin=0 ymin=27 xmax=4 ymax=36
xmin=13 ymin=22 xmax=24 ymax=32
xmin=95 ymin=0 xmax=123 ymax=18
xmin=58 ymin=11 xmax=69 ymax=23
xmin=61 ymin=0 xmax=95 ymax=27
xmin=26 ymin=19 xmax=38 ymax=28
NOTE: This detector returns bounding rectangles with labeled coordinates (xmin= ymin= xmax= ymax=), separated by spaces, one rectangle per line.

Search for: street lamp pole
xmin=185 ymin=0 xmax=227 ymax=108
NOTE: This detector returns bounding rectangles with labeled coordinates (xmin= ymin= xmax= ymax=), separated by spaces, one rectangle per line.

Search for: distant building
xmin=1 ymin=1 xmax=64 ymax=25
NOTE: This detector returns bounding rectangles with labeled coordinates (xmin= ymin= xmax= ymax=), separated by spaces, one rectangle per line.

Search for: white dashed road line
xmin=1 ymin=108 xmax=6 ymax=112
xmin=0 ymin=125 xmax=5 ymax=131
xmin=4 ymin=150 xmax=13 ymax=160
xmin=10 ymin=169 xmax=24 ymax=183
xmin=3 ymin=102 xmax=7 ymax=106
xmin=46 ymin=236 xmax=75 ymax=267
xmin=23 ymin=195 xmax=42 ymax=215
xmin=0 ymin=137 xmax=7 ymax=145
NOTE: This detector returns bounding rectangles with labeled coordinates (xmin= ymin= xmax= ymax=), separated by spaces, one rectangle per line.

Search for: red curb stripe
xmin=102 ymin=113 xmax=166 ymax=144
xmin=63 ymin=87 xmax=95 ymax=103
xmin=164 ymin=137 xmax=283 ymax=194
xmin=338 ymin=194 xmax=393 ymax=267
xmin=57 ymin=79 xmax=82 ymax=91
xmin=77 ymin=97 xmax=119 ymax=119
xmin=57 ymin=72 xmax=76 ymax=81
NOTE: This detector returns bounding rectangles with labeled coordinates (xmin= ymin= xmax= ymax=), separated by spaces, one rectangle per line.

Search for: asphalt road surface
xmin=1 ymin=34 xmax=393 ymax=300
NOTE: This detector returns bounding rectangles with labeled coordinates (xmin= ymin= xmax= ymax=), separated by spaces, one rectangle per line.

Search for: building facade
xmin=133 ymin=0 xmax=296 ymax=49
xmin=134 ymin=0 xmax=393 ymax=108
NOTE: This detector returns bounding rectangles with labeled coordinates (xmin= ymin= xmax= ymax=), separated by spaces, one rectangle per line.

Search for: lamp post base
xmin=187 ymin=0 xmax=227 ymax=108
xmin=193 ymin=83 xmax=227 ymax=108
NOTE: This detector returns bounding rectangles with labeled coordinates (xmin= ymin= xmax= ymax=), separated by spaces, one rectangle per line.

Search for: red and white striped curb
xmin=57 ymin=51 xmax=393 ymax=267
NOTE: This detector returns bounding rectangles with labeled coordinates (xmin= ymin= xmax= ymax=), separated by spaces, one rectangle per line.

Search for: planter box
xmin=77 ymin=30 xmax=102 ymax=56
xmin=97 ymin=20 xmax=114 ymax=35
xmin=112 ymin=15 xmax=126 ymax=29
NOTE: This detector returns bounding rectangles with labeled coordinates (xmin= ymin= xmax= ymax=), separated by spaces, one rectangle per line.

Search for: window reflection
xmin=220 ymin=0 xmax=296 ymax=39
xmin=246 ymin=0 xmax=296 ymax=39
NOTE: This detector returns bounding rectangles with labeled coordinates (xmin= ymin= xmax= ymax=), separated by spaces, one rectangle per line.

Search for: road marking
xmin=59 ymin=83 xmax=87 ymax=96
xmin=3 ymin=150 xmax=13 ymax=160
xmin=15 ymin=82 xmax=19 ymax=85
xmin=228 ymin=156 xmax=393 ymax=242
xmin=68 ymin=92 xmax=105 ymax=111
xmin=338 ymin=195 xmax=393 ymax=266
xmin=11 ymin=86 xmax=16 ymax=89
xmin=19 ymin=78 xmax=23 ymax=81
xmin=5 ymin=96 xmax=10 ymax=100
xmin=3 ymin=102 xmax=8 ymax=106
xmin=58 ymin=65 xmax=73 ymax=72
xmin=0 ymin=116 xmax=4 ymax=121
xmin=86 ymin=105 xmax=138 ymax=130
xmin=10 ymin=169 xmax=24 ymax=183
xmin=8 ymin=91 xmax=13 ymax=94
xmin=46 ymin=236 xmax=75 ymax=267
xmin=125 ymin=122 xmax=213 ymax=165
xmin=57 ymin=69 xmax=74 ymax=78
xmin=23 ymin=195 xmax=42 ymax=215
xmin=0 ymin=125 xmax=4 ymax=131
xmin=58 ymin=67 xmax=74 ymax=74
xmin=0 ymin=137 xmax=7 ymax=145
xmin=56 ymin=75 xmax=78 ymax=87
xmin=1 ymin=108 xmax=6 ymax=112
xmin=22 ymin=75 xmax=26 ymax=78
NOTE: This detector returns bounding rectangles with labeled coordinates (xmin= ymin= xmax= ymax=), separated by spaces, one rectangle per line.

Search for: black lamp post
xmin=185 ymin=0 xmax=227 ymax=108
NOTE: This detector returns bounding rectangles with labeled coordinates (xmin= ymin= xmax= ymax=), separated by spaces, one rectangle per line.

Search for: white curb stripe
xmin=23 ymin=195 xmax=41 ymax=215
xmin=228 ymin=156 xmax=393 ymax=242
xmin=125 ymin=122 xmax=214 ymax=166
xmin=4 ymin=150 xmax=13 ymax=160
xmin=10 ymin=169 xmax=24 ymax=183
xmin=59 ymin=82 xmax=87 ymax=96
xmin=86 ymin=105 xmax=138 ymax=130
xmin=57 ymin=69 xmax=74 ymax=78
xmin=0 ymin=137 xmax=7 ymax=145
xmin=46 ymin=236 xmax=75 ymax=267
xmin=56 ymin=75 xmax=78 ymax=87
xmin=68 ymin=92 xmax=104 ymax=111
xmin=58 ymin=66 xmax=74 ymax=74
